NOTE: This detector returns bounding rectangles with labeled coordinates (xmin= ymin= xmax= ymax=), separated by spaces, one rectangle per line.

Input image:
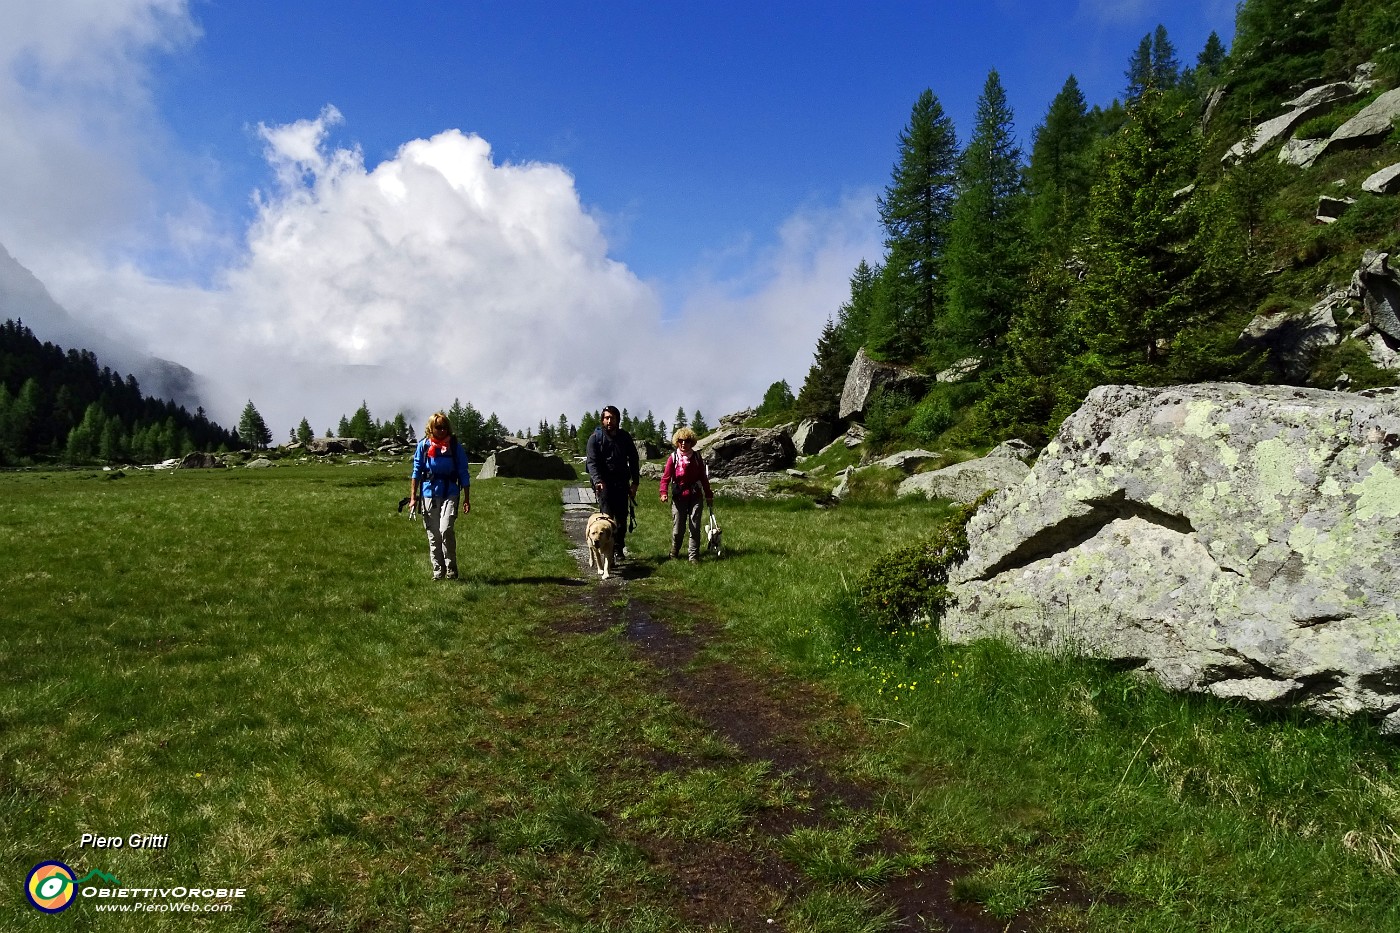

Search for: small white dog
xmin=586 ymin=512 xmax=618 ymax=579
xmin=705 ymin=508 xmax=722 ymax=558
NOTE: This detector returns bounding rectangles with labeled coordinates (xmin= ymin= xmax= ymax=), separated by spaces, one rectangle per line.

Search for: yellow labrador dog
xmin=585 ymin=512 xmax=618 ymax=579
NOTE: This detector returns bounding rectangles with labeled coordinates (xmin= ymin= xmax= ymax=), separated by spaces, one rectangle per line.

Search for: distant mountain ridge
xmin=0 ymin=242 xmax=204 ymax=411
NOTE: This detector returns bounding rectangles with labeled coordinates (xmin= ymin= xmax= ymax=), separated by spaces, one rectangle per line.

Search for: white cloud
xmin=1 ymin=5 xmax=878 ymax=441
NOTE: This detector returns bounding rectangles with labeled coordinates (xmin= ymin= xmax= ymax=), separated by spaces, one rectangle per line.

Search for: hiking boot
xmin=670 ymin=548 xmax=680 ymax=559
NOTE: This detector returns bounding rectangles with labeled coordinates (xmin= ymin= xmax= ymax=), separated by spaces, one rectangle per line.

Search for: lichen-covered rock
xmin=896 ymin=455 xmax=1029 ymax=504
xmin=478 ymin=445 xmax=577 ymax=480
xmin=946 ymin=383 xmax=1400 ymax=728
xmin=1363 ymin=162 xmax=1400 ymax=196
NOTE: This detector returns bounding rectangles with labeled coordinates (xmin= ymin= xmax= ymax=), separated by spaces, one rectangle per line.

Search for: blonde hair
xmin=425 ymin=411 xmax=451 ymax=437
xmin=672 ymin=426 xmax=698 ymax=446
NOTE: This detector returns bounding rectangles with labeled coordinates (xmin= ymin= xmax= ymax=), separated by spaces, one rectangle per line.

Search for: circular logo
xmin=26 ymin=861 xmax=77 ymax=913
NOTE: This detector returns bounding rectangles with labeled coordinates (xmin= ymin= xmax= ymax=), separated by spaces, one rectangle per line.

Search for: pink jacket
xmin=660 ymin=450 xmax=713 ymax=504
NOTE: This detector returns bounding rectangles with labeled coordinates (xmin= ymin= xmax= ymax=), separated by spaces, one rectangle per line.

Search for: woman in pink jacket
xmin=659 ymin=426 xmax=714 ymax=563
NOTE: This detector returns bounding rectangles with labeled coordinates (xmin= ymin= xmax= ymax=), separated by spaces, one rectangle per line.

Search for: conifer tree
xmin=797 ymin=318 xmax=853 ymax=420
xmin=691 ymin=410 xmax=710 ymax=436
xmin=873 ymin=90 xmax=959 ymax=362
xmin=1125 ymin=34 xmax=1153 ymax=101
xmin=1150 ymin=24 xmax=1181 ymax=89
xmin=834 ymin=260 xmax=881 ymax=355
xmin=942 ymin=69 xmax=1029 ymax=362
xmin=239 ymin=400 xmax=273 ymax=450
xmin=672 ymin=406 xmax=688 ymax=430
xmin=1025 ymin=76 xmax=1096 ymax=247
xmin=1074 ymin=91 xmax=1202 ymax=382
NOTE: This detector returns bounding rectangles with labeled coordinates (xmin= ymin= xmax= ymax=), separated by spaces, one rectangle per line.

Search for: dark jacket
xmin=585 ymin=426 xmax=640 ymax=488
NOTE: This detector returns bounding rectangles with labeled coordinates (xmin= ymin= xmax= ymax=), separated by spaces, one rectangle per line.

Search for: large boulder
xmin=1222 ymin=101 xmax=1333 ymax=166
xmin=839 ymin=348 xmax=929 ymax=420
xmin=1307 ymin=88 xmax=1400 ymax=166
xmin=945 ymin=383 xmax=1400 ymax=730
xmin=306 ymin=437 xmax=370 ymax=456
xmin=696 ymin=427 xmax=797 ymax=478
xmin=1237 ymin=292 xmax=1343 ymax=381
xmin=896 ymin=455 xmax=1030 ymax=504
xmin=179 ymin=451 xmax=224 ymax=469
xmin=477 ymin=445 xmax=577 ymax=480
xmin=792 ymin=418 xmax=837 ymax=455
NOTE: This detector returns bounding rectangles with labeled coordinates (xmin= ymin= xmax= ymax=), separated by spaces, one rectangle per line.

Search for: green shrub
xmin=857 ymin=492 xmax=990 ymax=633
xmin=862 ymin=387 xmax=913 ymax=449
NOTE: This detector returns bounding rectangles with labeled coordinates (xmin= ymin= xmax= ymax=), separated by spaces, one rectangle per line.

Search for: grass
xmin=4 ymin=464 xmax=1400 ymax=930
xmin=639 ymin=488 xmax=1400 ymax=932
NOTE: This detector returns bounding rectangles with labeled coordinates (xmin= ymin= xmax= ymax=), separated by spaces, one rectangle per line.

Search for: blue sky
xmin=0 ymin=0 xmax=1236 ymax=436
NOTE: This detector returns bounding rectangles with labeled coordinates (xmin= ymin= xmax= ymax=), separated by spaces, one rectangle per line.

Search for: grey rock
xmin=179 ymin=451 xmax=225 ymax=469
xmin=1223 ymin=102 xmax=1330 ymax=165
xmin=696 ymin=427 xmax=797 ymax=478
xmin=936 ymin=357 xmax=983 ymax=384
xmin=945 ymin=383 xmax=1400 ymax=726
xmin=1362 ymin=163 xmax=1400 ymax=195
xmin=988 ymin=439 xmax=1036 ymax=462
xmin=1237 ymin=292 xmax=1343 ymax=381
xmin=896 ymin=455 xmax=1029 ymax=504
xmin=1279 ymin=137 xmax=1328 ymax=168
xmin=1307 ymin=88 xmax=1400 ymax=166
xmin=792 ymin=418 xmax=837 ymax=455
xmin=719 ymin=408 xmax=756 ymax=428
xmin=1283 ymin=82 xmax=1361 ymax=111
xmin=1356 ymin=251 xmax=1400 ymax=342
xmin=875 ymin=449 xmax=942 ymax=473
xmin=1366 ymin=332 xmax=1400 ymax=371
xmin=839 ymin=347 xmax=929 ymax=420
xmin=246 ymin=458 xmax=274 ymax=469
xmin=477 ymin=445 xmax=577 ymax=480
xmin=1317 ymin=195 xmax=1356 ymax=223
xmin=306 ymin=437 xmax=370 ymax=456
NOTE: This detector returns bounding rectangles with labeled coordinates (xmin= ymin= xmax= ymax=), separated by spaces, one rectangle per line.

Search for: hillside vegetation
xmin=790 ymin=0 xmax=1400 ymax=452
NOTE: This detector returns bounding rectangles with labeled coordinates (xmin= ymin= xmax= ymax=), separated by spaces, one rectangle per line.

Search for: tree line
xmin=794 ymin=0 xmax=1400 ymax=449
xmin=0 ymin=319 xmax=240 ymax=466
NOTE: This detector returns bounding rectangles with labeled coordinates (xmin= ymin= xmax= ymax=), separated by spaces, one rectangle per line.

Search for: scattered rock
xmin=246 ymin=458 xmax=274 ymax=469
xmin=1316 ymin=195 xmax=1356 ymax=223
xmin=1355 ymin=251 xmax=1400 ymax=342
xmin=1362 ymin=163 xmax=1400 ymax=195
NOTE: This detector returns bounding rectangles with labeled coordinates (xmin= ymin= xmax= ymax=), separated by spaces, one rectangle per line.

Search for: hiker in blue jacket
xmin=410 ymin=411 xmax=471 ymax=580
xmin=585 ymin=405 xmax=640 ymax=563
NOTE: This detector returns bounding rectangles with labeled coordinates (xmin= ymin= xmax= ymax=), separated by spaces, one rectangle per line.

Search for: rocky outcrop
xmin=936 ymin=357 xmax=982 ymax=384
xmin=477 ymin=445 xmax=577 ymax=480
xmin=945 ymin=383 xmax=1400 ymax=731
xmin=1223 ymin=100 xmax=1336 ymax=166
xmin=696 ymin=427 xmax=797 ymax=478
xmin=1286 ymin=87 xmax=1400 ymax=169
xmin=839 ymin=348 xmax=929 ymax=420
xmin=896 ymin=455 xmax=1030 ymax=504
xmin=876 ymin=449 xmax=942 ymax=473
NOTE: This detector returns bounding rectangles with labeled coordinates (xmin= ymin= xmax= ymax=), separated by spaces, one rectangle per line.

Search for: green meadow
xmin=3 ymin=462 xmax=1399 ymax=931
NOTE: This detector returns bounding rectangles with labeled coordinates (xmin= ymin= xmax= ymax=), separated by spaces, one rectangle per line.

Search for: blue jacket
xmin=412 ymin=436 xmax=470 ymax=500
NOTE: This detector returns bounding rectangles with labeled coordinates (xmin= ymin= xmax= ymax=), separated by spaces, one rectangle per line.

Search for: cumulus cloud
xmin=2 ymin=5 xmax=879 ymax=439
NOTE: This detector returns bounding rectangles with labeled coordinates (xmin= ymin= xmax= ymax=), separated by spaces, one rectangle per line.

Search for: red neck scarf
xmin=427 ymin=437 xmax=451 ymax=458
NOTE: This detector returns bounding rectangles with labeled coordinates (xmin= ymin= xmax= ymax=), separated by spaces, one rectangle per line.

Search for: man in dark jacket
xmin=585 ymin=405 xmax=640 ymax=562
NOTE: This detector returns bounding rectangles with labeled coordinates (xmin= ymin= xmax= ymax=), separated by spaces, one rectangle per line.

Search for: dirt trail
xmin=557 ymin=496 xmax=1049 ymax=933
